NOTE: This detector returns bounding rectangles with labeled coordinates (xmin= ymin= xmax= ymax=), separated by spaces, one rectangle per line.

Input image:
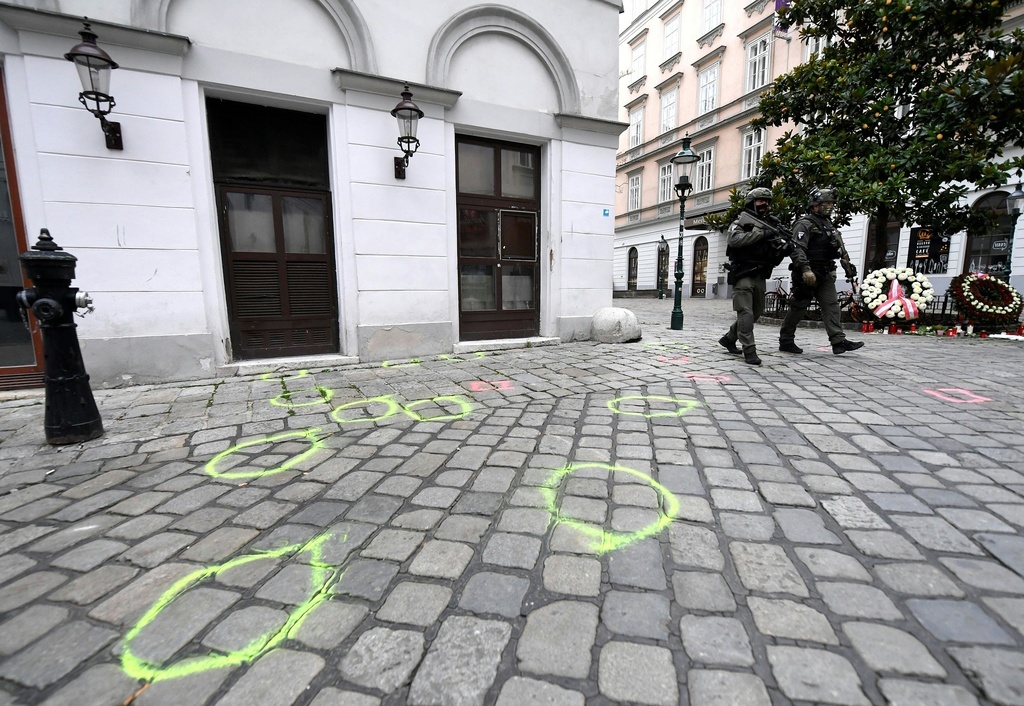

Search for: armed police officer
xmin=719 ymin=187 xmax=811 ymax=366
xmin=779 ymin=188 xmax=865 ymax=355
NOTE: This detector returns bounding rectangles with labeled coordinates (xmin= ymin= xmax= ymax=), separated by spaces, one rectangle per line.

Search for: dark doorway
xmin=207 ymin=99 xmax=338 ymax=359
xmin=0 ymin=69 xmax=43 ymax=390
xmin=627 ymin=247 xmax=638 ymax=291
xmin=691 ymin=236 xmax=708 ymax=297
xmin=865 ymin=219 xmax=900 ymax=272
xmin=456 ymin=137 xmax=540 ymax=341
xmin=966 ymin=192 xmax=1013 ymax=277
xmin=657 ymin=238 xmax=670 ymax=294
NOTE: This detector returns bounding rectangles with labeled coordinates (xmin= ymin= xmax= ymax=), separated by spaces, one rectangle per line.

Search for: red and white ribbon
xmin=873 ymin=279 xmax=919 ymax=320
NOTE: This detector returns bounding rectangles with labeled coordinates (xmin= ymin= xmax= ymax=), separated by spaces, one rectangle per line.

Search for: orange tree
xmin=708 ymin=0 xmax=1024 ymax=269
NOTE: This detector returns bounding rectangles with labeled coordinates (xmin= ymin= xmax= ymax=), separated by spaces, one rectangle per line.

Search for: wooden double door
xmin=217 ymin=186 xmax=337 ymax=359
xmin=457 ymin=137 xmax=540 ymax=341
xmin=209 ymin=98 xmax=338 ymax=360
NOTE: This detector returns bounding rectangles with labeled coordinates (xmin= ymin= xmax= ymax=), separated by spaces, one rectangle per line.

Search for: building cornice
xmin=659 ymin=51 xmax=682 ymax=73
xmin=332 ymin=69 xmax=461 ymax=107
xmin=555 ymin=113 xmax=629 ymax=135
xmin=628 ymin=75 xmax=648 ymax=94
xmin=0 ymin=2 xmax=189 ymax=55
xmin=655 ymin=72 xmax=683 ymax=92
xmin=738 ymin=15 xmax=775 ymax=40
xmin=697 ymin=22 xmax=725 ymax=49
xmin=745 ymin=0 xmax=771 ymax=17
xmin=624 ymin=93 xmax=648 ymax=111
xmin=692 ymin=45 xmax=726 ymax=68
xmin=628 ymin=27 xmax=649 ymax=46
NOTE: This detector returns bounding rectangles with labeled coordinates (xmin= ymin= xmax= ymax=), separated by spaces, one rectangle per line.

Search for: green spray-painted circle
xmin=540 ymin=462 xmax=679 ymax=554
xmin=330 ymin=395 xmax=403 ymax=425
xmin=381 ymin=358 xmax=421 ymax=368
xmin=205 ymin=428 xmax=324 ymax=479
xmin=269 ymin=386 xmax=333 ymax=408
xmin=606 ymin=394 xmax=700 ymax=418
xmin=121 ymin=532 xmax=339 ymax=683
xmin=402 ymin=395 xmax=474 ymax=422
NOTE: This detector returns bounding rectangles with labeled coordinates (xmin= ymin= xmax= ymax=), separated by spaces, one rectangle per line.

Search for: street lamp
xmin=669 ymin=136 xmax=700 ymax=330
xmin=1006 ymin=182 xmax=1024 ymax=281
xmin=391 ymin=85 xmax=424 ymax=180
xmin=64 ymin=22 xmax=122 ymax=150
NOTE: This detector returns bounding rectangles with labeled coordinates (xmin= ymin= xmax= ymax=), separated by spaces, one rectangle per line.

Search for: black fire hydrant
xmin=17 ymin=229 xmax=103 ymax=445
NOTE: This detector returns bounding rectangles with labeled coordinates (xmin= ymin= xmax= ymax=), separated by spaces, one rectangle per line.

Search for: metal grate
xmin=0 ymin=372 xmax=44 ymax=391
xmin=232 ymin=262 xmax=281 ymax=317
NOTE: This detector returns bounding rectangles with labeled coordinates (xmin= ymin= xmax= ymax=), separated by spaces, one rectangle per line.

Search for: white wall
xmin=0 ymin=0 xmax=623 ymax=383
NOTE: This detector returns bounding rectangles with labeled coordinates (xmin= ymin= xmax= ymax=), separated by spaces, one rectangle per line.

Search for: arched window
xmin=656 ymin=237 xmax=670 ymax=295
xmin=691 ymin=236 xmax=708 ymax=297
xmin=627 ymin=247 xmax=638 ymax=291
xmin=965 ymin=192 xmax=1012 ymax=277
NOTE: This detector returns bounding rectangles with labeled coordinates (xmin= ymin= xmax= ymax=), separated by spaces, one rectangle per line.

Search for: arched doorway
xmin=691 ymin=236 xmax=708 ymax=297
xmin=656 ymin=237 xmax=670 ymax=298
xmin=965 ymin=192 xmax=1012 ymax=277
xmin=627 ymin=247 xmax=638 ymax=291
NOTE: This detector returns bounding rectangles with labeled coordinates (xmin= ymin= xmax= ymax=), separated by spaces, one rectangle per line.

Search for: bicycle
xmin=763 ymin=275 xmax=791 ymax=318
xmin=837 ymin=277 xmax=865 ymax=323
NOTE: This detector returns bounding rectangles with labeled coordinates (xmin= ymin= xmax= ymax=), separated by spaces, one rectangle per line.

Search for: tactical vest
xmin=797 ymin=214 xmax=841 ymax=264
xmin=726 ymin=212 xmax=785 ymax=267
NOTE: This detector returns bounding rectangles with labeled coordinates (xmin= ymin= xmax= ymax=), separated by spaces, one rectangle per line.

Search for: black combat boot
xmin=832 ymin=339 xmax=865 ymax=354
xmin=718 ymin=336 xmax=741 ymax=355
xmin=743 ymin=347 xmax=762 ymax=366
xmin=779 ymin=342 xmax=803 ymax=354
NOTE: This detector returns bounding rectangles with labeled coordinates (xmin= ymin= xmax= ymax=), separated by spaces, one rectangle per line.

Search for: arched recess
xmin=965 ymin=191 xmax=1012 ymax=276
xmin=426 ymin=5 xmax=580 ymax=114
xmin=130 ymin=0 xmax=377 ymax=73
xmin=691 ymin=236 xmax=708 ymax=297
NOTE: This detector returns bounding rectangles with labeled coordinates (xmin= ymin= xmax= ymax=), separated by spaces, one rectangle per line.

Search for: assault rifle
xmin=746 ymin=214 xmax=796 ymax=252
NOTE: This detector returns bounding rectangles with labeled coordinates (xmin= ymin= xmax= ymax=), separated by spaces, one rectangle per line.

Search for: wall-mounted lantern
xmin=64 ymin=21 xmax=123 ymax=150
xmin=391 ymin=85 xmax=423 ymax=179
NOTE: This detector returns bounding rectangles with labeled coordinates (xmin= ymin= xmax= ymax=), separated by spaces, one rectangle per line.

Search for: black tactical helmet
xmin=808 ymin=187 xmax=837 ymax=206
xmin=743 ymin=187 xmax=772 ymax=207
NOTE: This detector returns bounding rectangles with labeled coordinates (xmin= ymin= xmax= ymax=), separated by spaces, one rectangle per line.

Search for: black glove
xmin=841 ymin=261 xmax=857 ymax=280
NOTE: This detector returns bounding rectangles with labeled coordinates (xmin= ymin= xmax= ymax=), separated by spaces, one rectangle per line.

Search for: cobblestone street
xmin=1 ymin=297 xmax=1022 ymax=706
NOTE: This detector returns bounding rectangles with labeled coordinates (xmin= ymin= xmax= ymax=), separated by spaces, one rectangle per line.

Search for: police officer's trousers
xmin=780 ymin=269 xmax=847 ymax=346
xmin=724 ymin=274 xmax=766 ymax=351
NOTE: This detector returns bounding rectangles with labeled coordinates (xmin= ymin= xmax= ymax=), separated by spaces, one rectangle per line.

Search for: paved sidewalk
xmin=1 ymin=297 xmax=1023 ymax=705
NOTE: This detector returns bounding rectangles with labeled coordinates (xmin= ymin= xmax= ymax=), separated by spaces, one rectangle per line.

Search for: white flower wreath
xmin=859 ymin=267 xmax=935 ymax=319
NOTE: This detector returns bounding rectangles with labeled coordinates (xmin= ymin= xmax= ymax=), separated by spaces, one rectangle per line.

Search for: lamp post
xmin=669 ymin=136 xmax=700 ymax=330
xmin=1006 ymin=183 xmax=1024 ymax=282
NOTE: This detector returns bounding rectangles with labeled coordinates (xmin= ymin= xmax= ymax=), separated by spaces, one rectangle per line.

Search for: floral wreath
xmin=949 ymin=273 xmax=1023 ymax=326
xmin=859 ymin=267 xmax=935 ymax=320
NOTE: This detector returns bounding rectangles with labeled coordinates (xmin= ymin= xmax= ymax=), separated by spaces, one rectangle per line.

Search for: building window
xmin=966 ymin=192 xmax=1014 ymax=277
xmin=703 ymin=0 xmax=722 ymax=33
xmin=627 ymin=247 xmax=638 ymax=290
xmin=696 ymin=146 xmax=715 ymax=193
xmin=658 ymin=162 xmax=675 ymax=203
xmin=698 ymin=64 xmax=718 ymax=115
xmin=663 ymin=14 xmax=680 ymax=58
xmin=805 ymin=34 xmax=829 ymax=60
xmin=660 ymin=87 xmax=677 ymax=133
xmin=746 ymin=33 xmax=771 ymax=92
xmin=741 ymin=127 xmax=765 ymax=180
xmin=628 ymin=172 xmax=642 ymax=212
xmin=631 ymin=42 xmax=647 ymax=78
xmin=628 ymin=107 xmax=644 ymax=148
